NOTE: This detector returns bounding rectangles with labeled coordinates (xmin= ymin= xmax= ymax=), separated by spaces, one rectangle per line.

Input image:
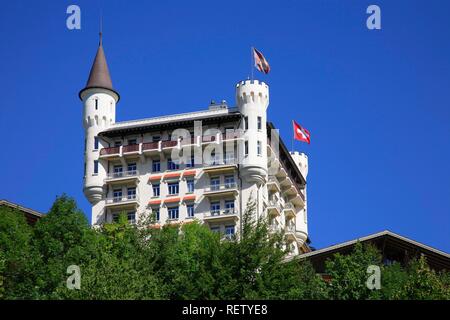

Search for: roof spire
xmin=78 ymin=24 xmax=120 ymax=101
xmin=99 ymin=13 xmax=103 ymax=46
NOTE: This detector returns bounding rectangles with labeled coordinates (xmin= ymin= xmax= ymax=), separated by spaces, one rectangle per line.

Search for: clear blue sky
xmin=1 ymin=0 xmax=449 ymax=252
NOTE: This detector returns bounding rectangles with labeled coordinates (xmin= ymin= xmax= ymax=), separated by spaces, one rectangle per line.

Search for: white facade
xmin=80 ymin=42 xmax=310 ymax=255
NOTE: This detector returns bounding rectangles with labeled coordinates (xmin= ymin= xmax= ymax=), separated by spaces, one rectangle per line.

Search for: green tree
xmin=57 ymin=213 xmax=164 ymax=299
xmin=325 ymin=242 xmax=382 ymax=300
xmin=0 ymin=205 xmax=40 ymax=299
xmin=32 ymin=194 xmax=99 ymax=298
xmin=218 ymin=200 xmax=327 ymax=299
xmin=389 ymin=256 xmax=450 ymax=299
xmin=148 ymin=221 xmax=223 ymax=299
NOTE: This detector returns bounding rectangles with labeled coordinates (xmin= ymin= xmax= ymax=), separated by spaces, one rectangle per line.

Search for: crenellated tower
xmin=236 ymin=80 xmax=269 ymax=217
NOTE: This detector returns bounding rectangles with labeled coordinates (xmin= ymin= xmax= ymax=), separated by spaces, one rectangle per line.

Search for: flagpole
xmin=250 ymin=46 xmax=254 ymax=81
xmin=291 ymin=121 xmax=294 ymax=153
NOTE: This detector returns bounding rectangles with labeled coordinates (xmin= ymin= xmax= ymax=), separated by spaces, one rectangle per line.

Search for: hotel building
xmin=80 ymin=37 xmax=310 ymax=255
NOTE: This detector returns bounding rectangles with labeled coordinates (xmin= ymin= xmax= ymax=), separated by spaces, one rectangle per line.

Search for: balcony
xmin=203 ymin=209 xmax=239 ymax=223
xmin=269 ymin=224 xmax=281 ymax=233
xmin=105 ymin=195 xmax=138 ymax=209
xmin=161 ymin=140 xmax=178 ymax=153
xmin=267 ymin=176 xmax=281 ymax=193
xmin=99 ymin=146 xmax=120 ymax=159
xmin=203 ymin=157 xmax=237 ymax=174
xmin=283 ymin=203 xmax=296 ymax=218
xmin=99 ymin=144 xmax=139 ymax=160
xmin=285 ymin=224 xmax=296 ymax=241
xmin=105 ymin=170 xmax=139 ymax=184
xmin=266 ymin=201 xmax=281 ymax=216
xmin=142 ymin=141 xmax=160 ymax=155
xmin=203 ymin=182 xmax=238 ymax=198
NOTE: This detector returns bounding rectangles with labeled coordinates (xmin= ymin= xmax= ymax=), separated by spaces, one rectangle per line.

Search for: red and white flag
xmin=293 ymin=120 xmax=311 ymax=144
xmin=253 ymin=47 xmax=270 ymax=74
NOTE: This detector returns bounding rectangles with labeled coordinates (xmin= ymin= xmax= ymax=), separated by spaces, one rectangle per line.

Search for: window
xmin=95 ymin=99 xmax=98 ymax=110
xmin=152 ymin=184 xmax=160 ymax=197
xmin=186 ymin=155 xmax=195 ymax=168
xmin=187 ymin=180 xmax=195 ymax=193
xmin=224 ymin=127 xmax=234 ymax=139
xmin=113 ymin=165 xmax=123 ymax=178
xmin=127 ymin=162 xmax=137 ymax=174
xmin=224 ymin=175 xmax=235 ymax=189
xmin=168 ymin=182 xmax=179 ymax=195
xmin=127 ymin=187 xmax=136 ymax=200
xmin=244 ymin=141 xmax=249 ymax=156
xmin=128 ymin=139 xmax=137 ymax=145
xmin=94 ymin=136 xmax=99 ymax=150
xmin=225 ymin=153 xmax=234 ymax=164
xmin=210 ymin=226 xmax=220 ymax=233
xmin=127 ymin=212 xmax=136 ymax=224
xmin=152 ymin=135 xmax=161 ymax=142
xmin=168 ymin=207 xmax=179 ymax=220
xmin=152 ymin=159 xmax=161 ymax=172
xmin=257 ymin=140 xmax=262 ymax=156
xmin=153 ymin=208 xmax=160 ymax=221
xmin=225 ymin=225 xmax=235 ymax=239
xmin=187 ymin=204 xmax=195 ymax=218
xmin=114 ymin=141 xmax=122 ymax=147
xmin=113 ymin=189 xmax=122 ymax=202
xmin=257 ymin=116 xmax=262 ymax=130
xmin=94 ymin=160 xmax=99 ymax=174
xmin=168 ymin=158 xmax=179 ymax=170
xmin=210 ymin=177 xmax=220 ymax=191
xmin=210 ymin=202 xmax=220 ymax=215
xmin=244 ymin=116 xmax=249 ymax=130
xmin=112 ymin=213 xmax=119 ymax=222
xmin=225 ymin=200 xmax=235 ymax=214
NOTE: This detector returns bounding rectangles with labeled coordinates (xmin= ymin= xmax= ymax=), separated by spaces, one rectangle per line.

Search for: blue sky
xmin=0 ymin=0 xmax=449 ymax=252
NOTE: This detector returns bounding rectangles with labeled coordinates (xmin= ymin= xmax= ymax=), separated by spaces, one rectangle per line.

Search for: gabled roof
xmin=295 ymin=230 xmax=450 ymax=271
xmin=0 ymin=199 xmax=44 ymax=225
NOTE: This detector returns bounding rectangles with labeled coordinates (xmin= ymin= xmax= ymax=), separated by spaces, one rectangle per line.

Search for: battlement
xmin=236 ymin=79 xmax=269 ymax=106
xmin=236 ymin=79 xmax=268 ymax=89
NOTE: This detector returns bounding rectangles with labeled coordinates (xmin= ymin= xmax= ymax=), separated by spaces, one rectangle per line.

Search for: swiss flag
xmin=293 ymin=120 xmax=311 ymax=144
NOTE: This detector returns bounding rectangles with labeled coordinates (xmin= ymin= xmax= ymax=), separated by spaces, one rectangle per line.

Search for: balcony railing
xmin=105 ymin=170 xmax=139 ymax=180
xmin=204 ymin=157 xmax=236 ymax=166
xmin=142 ymin=141 xmax=159 ymax=151
xmin=284 ymin=203 xmax=295 ymax=210
xmin=205 ymin=182 xmax=237 ymax=192
xmin=123 ymin=144 xmax=139 ymax=153
xmin=100 ymin=133 xmax=243 ymax=157
xmin=285 ymin=225 xmax=296 ymax=233
xmin=100 ymin=146 xmax=120 ymax=156
xmin=204 ymin=209 xmax=238 ymax=218
xmin=267 ymin=200 xmax=281 ymax=208
xmin=161 ymin=140 xmax=177 ymax=148
xmin=269 ymin=224 xmax=280 ymax=232
xmin=105 ymin=195 xmax=138 ymax=204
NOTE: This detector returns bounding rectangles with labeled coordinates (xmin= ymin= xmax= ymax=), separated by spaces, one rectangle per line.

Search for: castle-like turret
xmin=79 ymin=33 xmax=119 ymax=205
xmin=289 ymin=151 xmax=309 ymax=246
xmin=236 ymin=80 xmax=269 ymax=217
xmin=236 ymin=80 xmax=269 ymax=183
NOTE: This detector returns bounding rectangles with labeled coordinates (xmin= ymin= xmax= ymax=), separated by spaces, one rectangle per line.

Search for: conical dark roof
xmin=79 ymin=34 xmax=119 ymax=101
